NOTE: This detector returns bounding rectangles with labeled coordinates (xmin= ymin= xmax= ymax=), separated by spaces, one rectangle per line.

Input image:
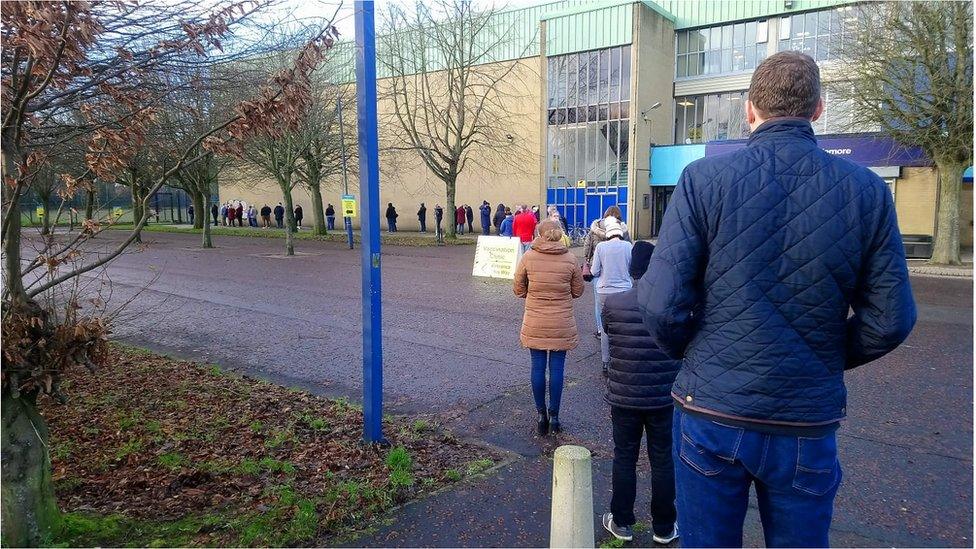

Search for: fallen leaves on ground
xmin=40 ymin=344 xmax=500 ymax=546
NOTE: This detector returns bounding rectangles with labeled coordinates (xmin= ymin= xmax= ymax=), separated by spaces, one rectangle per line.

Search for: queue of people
xmin=512 ymin=52 xmax=916 ymax=549
xmin=200 ymin=200 xmax=307 ymax=232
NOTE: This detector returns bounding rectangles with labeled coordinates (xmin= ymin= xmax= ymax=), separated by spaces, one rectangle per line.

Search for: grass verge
xmin=41 ymin=344 xmax=498 ymax=546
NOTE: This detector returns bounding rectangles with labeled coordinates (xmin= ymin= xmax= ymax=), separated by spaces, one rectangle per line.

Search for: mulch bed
xmin=39 ymin=345 xmax=501 ymax=546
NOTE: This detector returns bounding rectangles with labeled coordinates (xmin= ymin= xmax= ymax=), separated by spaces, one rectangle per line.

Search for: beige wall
xmin=894 ymin=167 xmax=938 ymax=237
xmin=630 ymin=3 xmax=675 ymax=239
xmin=892 ymin=167 xmax=974 ymax=248
xmin=961 ymin=183 xmax=973 ymax=248
xmin=220 ymin=58 xmax=542 ymax=231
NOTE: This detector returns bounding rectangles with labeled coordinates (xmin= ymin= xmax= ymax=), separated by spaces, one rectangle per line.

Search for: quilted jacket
xmin=602 ymin=289 xmax=681 ymax=410
xmin=514 ymin=238 xmax=585 ymax=350
xmin=637 ymin=119 xmax=916 ymax=427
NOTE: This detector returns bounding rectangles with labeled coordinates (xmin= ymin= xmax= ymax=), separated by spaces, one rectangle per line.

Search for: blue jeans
xmin=673 ymin=409 xmax=842 ymax=548
xmin=529 ymin=349 xmax=566 ymax=415
xmin=327 ymin=216 xmax=335 ymax=230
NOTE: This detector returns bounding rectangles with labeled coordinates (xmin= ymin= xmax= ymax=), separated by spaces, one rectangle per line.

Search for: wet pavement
xmin=62 ymin=230 xmax=973 ymax=547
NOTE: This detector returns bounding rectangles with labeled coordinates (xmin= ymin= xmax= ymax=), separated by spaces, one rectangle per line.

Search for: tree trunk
xmin=85 ymin=188 xmax=95 ymax=221
xmin=281 ymin=183 xmax=296 ymax=256
xmin=192 ymin=190 xmax=205 ymax=230
xmin=309 ymin=183 xmax=327 ymax=235
xmin=931 ymin=160 xmax=963 ymax=265
xmin=131 ymin=185 xmax=143 ymax=244
xmin=2 ymin=147 xmax=27 ymax=300
xmin=446 ymin=178 xmax=457 ymax=239
xmin=40 ymin=198 xmax=50 ymax=236
xmin=201 ymin=190 xmax=213 ymax=249
xmin=1 ymin=388 xmax=61 ymax=547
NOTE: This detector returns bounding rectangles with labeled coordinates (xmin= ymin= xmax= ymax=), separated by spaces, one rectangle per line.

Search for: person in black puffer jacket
xmin=600 ymin=241 xmax=680 ymax=545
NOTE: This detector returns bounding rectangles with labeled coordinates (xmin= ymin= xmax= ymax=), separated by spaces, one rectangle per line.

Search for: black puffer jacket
xmin=603 ymin=288 xmax=680 ymax=410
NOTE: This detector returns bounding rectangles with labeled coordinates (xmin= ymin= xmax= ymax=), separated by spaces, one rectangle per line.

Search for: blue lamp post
xmin=354 ymin=0 xmax=384 ymax=444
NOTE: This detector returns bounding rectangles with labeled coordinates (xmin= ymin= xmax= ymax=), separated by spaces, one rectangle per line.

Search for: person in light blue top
xmin=591 ymin=218 xmax=633 ymax=375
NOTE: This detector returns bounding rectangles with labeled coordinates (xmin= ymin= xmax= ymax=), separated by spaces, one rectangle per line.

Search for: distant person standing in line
xmin=219 ymin=203 xmax=228 ymax=226
xmin=532 ymin=205 xmax=541 ymax=222
xmin=493 ymin=203 xmax=506 ymax=234
xmin=499 ymin=208 xmax=515 ymax=237
xmin=294 ymin=204 xmax=303 ymax=230
xmin=211 ymin=203 xmax=219 ymax=226
xmin=455 ymin=205 xmax=466 ymax=235
xmin=479 ymin=201 xmax=492 ymax=235
xmin=260 ymin=204 xmax=272 ymax=228
xmin=248 ymin=204 xmax=258 ymax=227
xmin=326 ymin=203 xmax=336 ymax=230
xmin=434 ymin=204 xmax=444 ymax=242
xmin=512 ymin=204 xmax=538 ymax=254
xmin=273 ymin=202 xmax=285 ymax=229
xmin=418 ymin=203 xmax=427 ymax=233
xmin=227 ymin=202 xmax=237 ymax=227
xmin=187 ymin=204 xmax=194 ymax=225
xmin=465 ymin=204 xmax=474 ymax=233
xmin=385 ymin=202 xmax=398 ymax=232
xmin=235 ymin=202 xmax=244 ymax=227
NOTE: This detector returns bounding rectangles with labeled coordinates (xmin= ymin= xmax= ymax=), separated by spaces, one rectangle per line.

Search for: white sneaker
xmin=652 ymin=525 xmax=679 ymax=545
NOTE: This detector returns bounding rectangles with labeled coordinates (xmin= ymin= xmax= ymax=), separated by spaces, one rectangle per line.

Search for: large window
xmin=673 ymin=91 xmax=750 ymax=143
xmin=547 ymin=46 xmax=631 ymax=192
xmin=778 ymin=6 xmax=860 ymax=61
xmin=675 ymin=20 xmax=768 ymax=78
xmin=674 ymin=84 xmax=873 ymax=144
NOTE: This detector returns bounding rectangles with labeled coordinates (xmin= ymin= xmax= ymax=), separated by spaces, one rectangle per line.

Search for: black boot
xmin=548 ymin=411 xmax=561 ymax=434
xmin=536 ymin=409 xmax=549 ymax=436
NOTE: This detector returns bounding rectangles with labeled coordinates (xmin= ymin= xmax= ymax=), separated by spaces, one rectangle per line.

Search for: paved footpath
xmin=52 ymin=230 xmax=973 ymax=547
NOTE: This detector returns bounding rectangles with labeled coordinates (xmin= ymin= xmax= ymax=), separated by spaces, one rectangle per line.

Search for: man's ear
xmin=810 ymin=97 xmax=824 ymax=122
xmin=746 ymin=100 xmax=757 ymax=125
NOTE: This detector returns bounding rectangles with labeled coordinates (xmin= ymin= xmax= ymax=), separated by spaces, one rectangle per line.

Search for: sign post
xmin=336 ymin=93 xmax=355 ymax=250
xmin=354 ymin=0 xmax=384 ymax=444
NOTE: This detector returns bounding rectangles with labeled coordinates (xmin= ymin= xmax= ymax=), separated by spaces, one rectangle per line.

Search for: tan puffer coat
xmin=513 ymin=238 xmax=585 ymax=351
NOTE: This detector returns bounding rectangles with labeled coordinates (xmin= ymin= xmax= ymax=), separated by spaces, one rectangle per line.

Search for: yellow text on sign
xmin=341 ymin=195 xmax=357 ymax=218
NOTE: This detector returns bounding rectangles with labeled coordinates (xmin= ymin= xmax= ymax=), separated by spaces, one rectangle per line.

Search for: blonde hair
xmin=537 ymin=219 xmax=564 ymax=241
xmin=603 ymin=205 xmax=622 ymax=220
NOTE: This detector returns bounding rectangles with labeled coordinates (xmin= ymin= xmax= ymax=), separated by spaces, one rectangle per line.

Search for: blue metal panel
xmin=354 ymin=0 xmax=384 ymax=444
xmin=650 ymin=144 xmax=706 ymax=186
xmin=586 ymin=193 xmax=601 ymax=227
xmin=547 ymin=188 xmax=556 ymax=205
xmin=555 ymin=187 xmax=565 ymax=204
xmin=618 ymin=186 xmax=628 ymax=204
xmin=618 ymin=204 xmax=628 ymax=223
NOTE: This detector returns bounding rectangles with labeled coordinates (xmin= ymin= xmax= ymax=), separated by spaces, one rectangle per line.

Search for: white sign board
xmin=472 ymin=235 xmax=522 ymax=279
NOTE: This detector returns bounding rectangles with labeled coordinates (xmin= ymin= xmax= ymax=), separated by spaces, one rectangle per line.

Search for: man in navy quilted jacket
xmin=637 ymin=51 xmax=916 ymax=548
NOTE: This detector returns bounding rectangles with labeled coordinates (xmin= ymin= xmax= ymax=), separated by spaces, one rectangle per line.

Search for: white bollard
xmin=549 ymin=445 xmax=595 ymax=548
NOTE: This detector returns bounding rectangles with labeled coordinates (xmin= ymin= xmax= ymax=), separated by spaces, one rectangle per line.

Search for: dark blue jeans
xmin=327 ymin=216 xmax=335 ymax=230
xmin=529 ymin=349 xmax=566 ymax=415
xmin=673 ymin=409 xmax=842 ymax=548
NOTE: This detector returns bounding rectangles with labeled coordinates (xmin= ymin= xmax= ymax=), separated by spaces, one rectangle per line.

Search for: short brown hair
xmin=748 ymin=51 xmax=821 ymax=119
xmin=603 ymin=205 xmax=622 ymax=220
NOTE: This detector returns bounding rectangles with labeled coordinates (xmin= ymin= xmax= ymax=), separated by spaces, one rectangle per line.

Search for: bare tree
xmin=378 ymin=0 xmax=531 ymax=238
xmin=0 ymin=2 xmax=338 ymax=544
xmin=842 ymin=1 xmax=973 ymax=265
xmin=296 ymin=82 xmax=358 ymax=235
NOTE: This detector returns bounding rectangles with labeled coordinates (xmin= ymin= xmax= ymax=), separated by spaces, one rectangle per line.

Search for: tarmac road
xmin=47 ymin=230 xmax=973 ymax=547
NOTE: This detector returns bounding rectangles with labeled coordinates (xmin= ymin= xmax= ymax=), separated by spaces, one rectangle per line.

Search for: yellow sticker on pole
xmin=341 ymin=195 xmax=357 ymax=218
xmin=36 ymin=206 xmax=44 ymax=218
xmin=113 ymin=207 xmax=123 ymax=219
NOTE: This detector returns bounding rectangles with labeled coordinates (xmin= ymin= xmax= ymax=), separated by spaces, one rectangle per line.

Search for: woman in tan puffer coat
xmin=514 ymin=219 xmax=584 ymax=436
